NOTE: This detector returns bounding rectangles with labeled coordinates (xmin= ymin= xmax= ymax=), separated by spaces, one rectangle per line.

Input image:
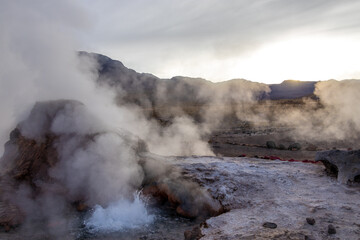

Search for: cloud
xmin=83 ymin=0 xmax=360 ymax=82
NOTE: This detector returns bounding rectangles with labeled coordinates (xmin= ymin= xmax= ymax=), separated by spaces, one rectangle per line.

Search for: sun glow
xmin=235 ymin=36 xmax=360 ymax=83
xmin=155 ymin=36 xmax=360 ymax=84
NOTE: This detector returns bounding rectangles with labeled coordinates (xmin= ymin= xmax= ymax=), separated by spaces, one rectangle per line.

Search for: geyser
xmin=0 ymin=100 xmax=222 ymax=238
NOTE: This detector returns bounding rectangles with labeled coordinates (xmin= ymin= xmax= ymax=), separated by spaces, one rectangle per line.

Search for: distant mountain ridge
xmin=79 ymin=51 xmax=317 ymax=104
xmin=269 ymin=80 xmax=316 ymax=100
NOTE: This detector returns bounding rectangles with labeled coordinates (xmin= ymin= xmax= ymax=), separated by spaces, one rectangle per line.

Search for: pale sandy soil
xmin=178 ymin=156 xmax=360 ymax=240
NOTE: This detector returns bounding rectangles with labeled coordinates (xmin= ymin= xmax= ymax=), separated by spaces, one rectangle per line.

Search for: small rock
xmin=278 ymin=144 xmax=286 ymax=150
xmin=263 ymin=222 xmax=277 ymax=229
xmin=266 ymin=141 xmax=276 ymax=149
xmin=328 ymin=224 xmax=336 ymax=234
xmin=184 ymin=226 xmax=203 ymax=240
xmin=288 ymin=142 xmax=301 ymax=151
xmin=306 ymin=217 xmax=316 ymax=225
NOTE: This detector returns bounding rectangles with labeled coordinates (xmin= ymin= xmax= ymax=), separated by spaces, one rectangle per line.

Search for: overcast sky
xmin=7 ymin=0 xmax=360 ymax=84
xmin=80 ymin=0 xmax=360 ymax=83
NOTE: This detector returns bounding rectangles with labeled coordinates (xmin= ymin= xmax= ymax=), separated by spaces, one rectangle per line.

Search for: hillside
xmin=79 ymin=52 xmax=317 ymax=106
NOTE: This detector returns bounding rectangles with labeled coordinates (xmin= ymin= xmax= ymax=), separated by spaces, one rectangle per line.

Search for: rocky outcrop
xmin=140 ymin=153 xmax=223 ymax=219
xmin=0 ymin=128 xmax=58 ymax=227
xmin=0 ymin=100 xmax=223 ymax=228
xmin=315 ymin=149 xmax=360 ymax=184
xmin=142 ymin=180 xmax=223 ymax=219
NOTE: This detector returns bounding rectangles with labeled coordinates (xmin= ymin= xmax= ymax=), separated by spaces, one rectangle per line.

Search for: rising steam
xmin=0 ymin=1 xmax=220 ymax=238
xmin=84 ymin=191 xmax=154 ymax=233
xmin=1 ymin=1 xmax=360 ymax=239
xmin=270 ymin=80 xmax=360 ymax=145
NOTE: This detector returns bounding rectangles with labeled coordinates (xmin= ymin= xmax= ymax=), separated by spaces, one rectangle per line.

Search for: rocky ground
xmin=1 ymin=100 xmax=359 ymax=240
xmin=209 ymin=126 xmax=358 ymax=160
xmin=178 ymin=156 xmax=360 ymax=240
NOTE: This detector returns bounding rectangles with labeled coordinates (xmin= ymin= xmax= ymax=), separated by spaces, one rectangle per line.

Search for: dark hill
xmin=269 ymin=80 xmax=316 ymax=100
xmin=79 ymin=52 xmax=317 ymax=106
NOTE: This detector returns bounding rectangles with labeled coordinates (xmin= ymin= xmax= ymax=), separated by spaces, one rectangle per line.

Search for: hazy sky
xmin=77 ymin=0 xmax=360 ymax=83
xmin=4 ymin=0 xmax=360 ymax=84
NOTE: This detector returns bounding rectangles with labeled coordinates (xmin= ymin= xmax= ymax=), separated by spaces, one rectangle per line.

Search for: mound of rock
xmin=0 ymin=100 xmax=222 ymax=229
xmin=0 ymin=100 xmax=145 ymax=227
xmin=139 ymin=152 xmax=223 ymax=219
xmin=315 ymin=149 xmax=360 ymax=184
xmin=142 ymin=179 xmax=223 ymax=219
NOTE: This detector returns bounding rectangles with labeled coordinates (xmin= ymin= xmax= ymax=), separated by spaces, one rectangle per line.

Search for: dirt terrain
xmin=209 ymin=126 xmax=315 ymax=160
xmin=208 ymin=123 xmax=359 ymax=161
xmin=145 ymin=97 xmax=359 ymax=161
xmin=178 ymin=156 xmax=360 ymax=240
xmin=0 ymin=98 xmax=359 ymax=240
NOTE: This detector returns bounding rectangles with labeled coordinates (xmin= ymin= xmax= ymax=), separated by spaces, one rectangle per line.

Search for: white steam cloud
xmin=1 ymin=1 xmax=359 ymax=239
xmin=84 ymin=192 xmax=154 ymax=233
xmin=0 ymin=1 xmax=223 ymax=238
xmin=272 ymin=80 xmax=360 ymax=145
xmin=0 ymin=0 xmax=215 ymax=158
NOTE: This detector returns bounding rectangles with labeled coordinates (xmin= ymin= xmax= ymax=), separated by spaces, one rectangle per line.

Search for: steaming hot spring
xmin=0 ymin=100 xmax=359 ymax=240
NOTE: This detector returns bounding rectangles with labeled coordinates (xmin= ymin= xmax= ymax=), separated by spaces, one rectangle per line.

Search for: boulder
xmin=315 ymin=150 xmax=360 ymax=184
